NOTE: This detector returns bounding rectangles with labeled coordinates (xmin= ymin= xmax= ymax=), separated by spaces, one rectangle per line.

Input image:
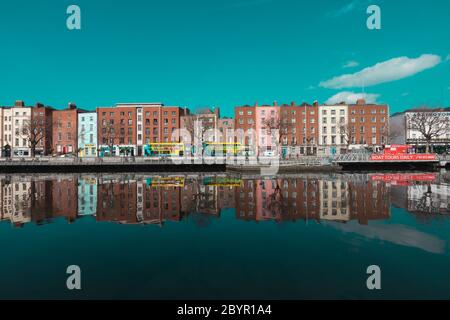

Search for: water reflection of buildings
xmin=0 ymin=179 xmax=32 ymax=227
xmin=407 ymin=183 xmax=450 ymax=215
xmin=235 ymin=175 xmax=390 ymax=224
xmin=2 ymin=173 xmax=448 ymax=228
xmin=78 ymin=176 xmax=97 ymax=216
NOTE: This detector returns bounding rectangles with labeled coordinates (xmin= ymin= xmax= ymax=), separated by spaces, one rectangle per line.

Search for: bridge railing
xmin=333 ymin=153 xmax=371 ymax=163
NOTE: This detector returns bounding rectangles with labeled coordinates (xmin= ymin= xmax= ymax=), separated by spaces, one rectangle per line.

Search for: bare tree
xmin=182 ymin=116 xmax=206 ymax=143
xmin=20 ymin=119 xmax=53 ymax=157
xmin=99 ymin=122 xmax=122 ymax=156
xmin=181 ymin=114 xmax=217 ymax=156
xmin=407 ymin=110 xmax=449 ymax=153
xmin=339 ymin=123 xmax=355 ymax=149
xmin=262 ymin=116 xmax=294 ymax=156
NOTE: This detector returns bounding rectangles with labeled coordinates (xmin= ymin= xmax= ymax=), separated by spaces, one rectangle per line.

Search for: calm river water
xmin=1 ymin=171 xmax=450 ymax=299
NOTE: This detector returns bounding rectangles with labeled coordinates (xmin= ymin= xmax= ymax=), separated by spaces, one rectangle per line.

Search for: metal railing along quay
xmin=0 ymin=156 xmax=335 ymax=166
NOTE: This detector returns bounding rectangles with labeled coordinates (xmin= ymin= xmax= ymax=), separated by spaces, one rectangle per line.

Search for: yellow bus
xmin=144 ymin=143 xmax=185 ymax=157
xmin=203 ymin=177 xmax=243 ymax=187
xmin=146 ymin=176 xmax=185 ymax=187
xmin=203 ymin=142 xmax=244 ymax=156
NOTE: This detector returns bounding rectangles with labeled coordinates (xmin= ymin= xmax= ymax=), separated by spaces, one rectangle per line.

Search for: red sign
xmin=370 ymin=173 xmax=438 ymax=183
xmin=371 ymin=154 xmax=438 ymax=161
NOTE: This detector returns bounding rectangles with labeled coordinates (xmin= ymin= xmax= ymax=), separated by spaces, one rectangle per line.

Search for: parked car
xmin=263 ymin=150 xmax=276 ymax=157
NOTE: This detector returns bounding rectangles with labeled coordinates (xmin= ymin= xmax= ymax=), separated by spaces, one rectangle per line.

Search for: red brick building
xmin=51 ymin=177 xmax=78 ymax=222
xmin=32 ymin=103 xmax=54 ymax=156
xmin=234 ymin=102 xmax=320 ymax=156
xmin=140 ymin=105 xmax=185 ymax=144
xmin=97 ymin=103 xmax=187 ymax=156
xmin=97 ymin=105 xmax=138 ymax=156
xmin=96 ymin=178 xmax=138 ymax=223
xmin=234 ymin=104 xmax=257 ymax=148
xmin=52 ymin=103 xmax=85 ymax=155
xmin=279 ymin=102 xmax=319 ymax=156
xmin=348 ymin=99 xmax=389 ymax=147
xmin=348 ymin=177 xmax=391 ymax=225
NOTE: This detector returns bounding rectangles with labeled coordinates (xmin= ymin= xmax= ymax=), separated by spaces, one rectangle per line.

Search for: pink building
xmin=235 ymin=102 xmax=281 ymax=156
xmin=255 ymin=103 xmax=280 ymax=156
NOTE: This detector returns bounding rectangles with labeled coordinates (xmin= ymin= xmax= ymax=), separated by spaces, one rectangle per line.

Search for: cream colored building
xmin=1 ymin=101 xmax=32 ymax=157
xmin=318 ymin=104 xmax=348 ymax=156
xmin=319 ymin=179 xmax=350 ymax=222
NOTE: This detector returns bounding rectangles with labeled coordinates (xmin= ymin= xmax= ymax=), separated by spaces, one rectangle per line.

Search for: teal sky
xmin=0 ymin=0 xmax=449 ymax=117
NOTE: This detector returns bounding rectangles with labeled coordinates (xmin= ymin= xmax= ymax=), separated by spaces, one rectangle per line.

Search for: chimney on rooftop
xmin=291 ymin=101 xmax=296 ymax=107
xmin=356 ymin=98 xmax=366 ymax=105
xmin=214 ymin=106 xmax=220 ymax=118
xmin=273 ymin=101 xmax=278 ymax=107
xmin=35 ymin=102 xmax=44 ymax=108
xmin=68 ymin=102 xmax=77 ymax=110
xmin=313 ymin=100 xmax=319 ymax=107
xmin=14 ymin=100 xmax=25 ymax=107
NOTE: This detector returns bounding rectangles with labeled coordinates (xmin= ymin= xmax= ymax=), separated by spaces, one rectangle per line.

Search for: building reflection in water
xmin=0 ymin=172 xmax=449 ymax=228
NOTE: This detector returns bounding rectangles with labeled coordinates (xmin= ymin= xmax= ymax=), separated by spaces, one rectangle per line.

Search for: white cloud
xmin=446 ymin=54 xmax=450 ymax=61
xmin=330 ymin=223 xmax=445 ymax=254
xmin=325 ymin=91 xmax=380 ymax=105
xmin=401 ymin=92 xmax=410 ymax=97
xmin=320 ymin=54 xmax=442 ymax=89
xmin=343 ymin=60 xmax=360 ymax=68
xmin=326 ymin=0 xmax=371 ymax=18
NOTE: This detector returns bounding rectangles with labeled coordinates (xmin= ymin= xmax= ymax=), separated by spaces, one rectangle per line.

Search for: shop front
xmin=99 ymin=145 xmax=136 ymax=157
